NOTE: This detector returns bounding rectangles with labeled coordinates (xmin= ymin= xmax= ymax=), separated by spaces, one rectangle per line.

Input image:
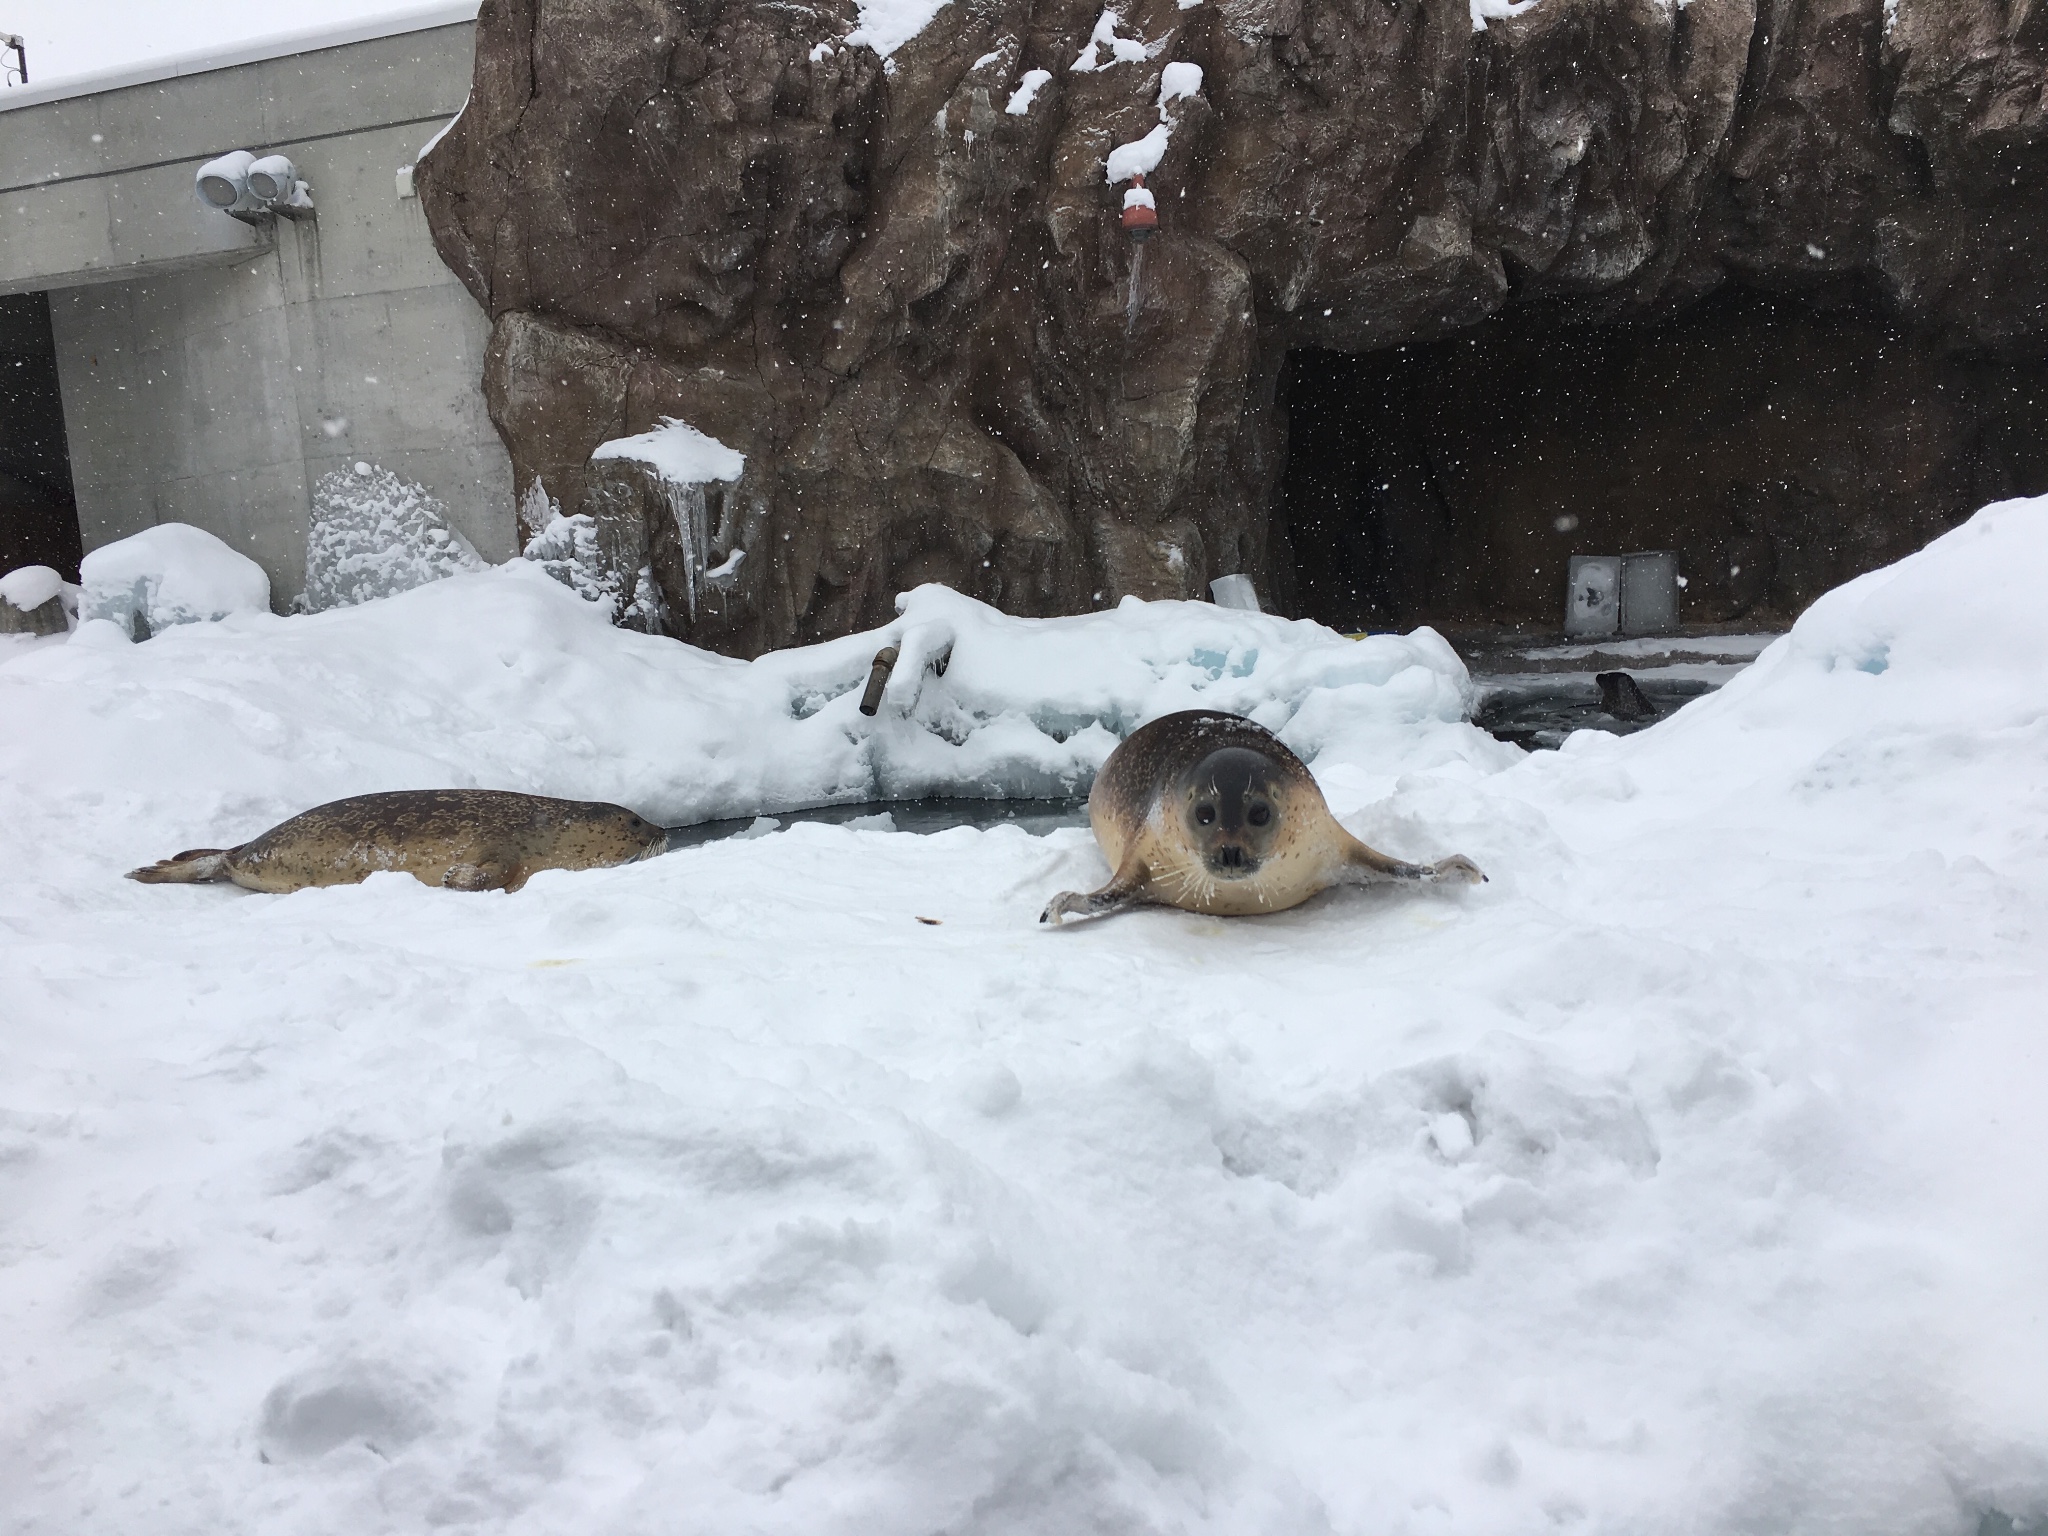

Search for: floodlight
xmin=246 ymin=154 xmax=299 ymax=204
xmin=195 ymin=150 xmax=256 ymax=209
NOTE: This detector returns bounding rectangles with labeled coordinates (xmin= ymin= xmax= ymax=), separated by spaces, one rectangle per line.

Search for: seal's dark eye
xmin=1195 ymin=804 xmax=1216 ymax=826
xmin=1248 ymin=803 xmax=1271 ymax=827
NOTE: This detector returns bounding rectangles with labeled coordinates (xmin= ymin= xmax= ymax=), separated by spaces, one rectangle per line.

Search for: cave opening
xmin=0 ymin=291 xmax=82 ymax=582
xmin=1276 ymin=286 xmax=2048 ymax=637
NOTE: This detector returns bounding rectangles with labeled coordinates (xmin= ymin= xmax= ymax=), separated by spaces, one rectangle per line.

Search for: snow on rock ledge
xmin=77 ymin=524 xmax=270 ymax=640
xmin=0 ymin=565 xmax=73 ymax=638
xmin=0 ymin=565 xmax=65 ymax=613
xmin=590 ymin=418 xmax=746 ymax=485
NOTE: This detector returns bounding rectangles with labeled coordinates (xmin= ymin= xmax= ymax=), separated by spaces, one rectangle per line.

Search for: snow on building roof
xmin=0 ymin=0 xmax=478 ymax=114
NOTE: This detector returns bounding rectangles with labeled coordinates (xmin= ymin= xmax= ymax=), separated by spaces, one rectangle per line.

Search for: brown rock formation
xmin=420 ymin=0 xmax=2048 ymax=650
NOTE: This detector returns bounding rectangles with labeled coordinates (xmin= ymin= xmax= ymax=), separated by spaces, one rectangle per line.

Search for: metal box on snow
xmin=1565 ymin=550 xmax=1678 ymax=638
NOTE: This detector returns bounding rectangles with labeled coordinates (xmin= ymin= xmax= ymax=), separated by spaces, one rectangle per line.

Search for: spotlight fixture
xmin=195 ymin=150 xmax=257 ymax=211
xmin=195 ymin=149 xmax=315 ymax=223
xmin=246 ymin=154 xmax=299 ymax=203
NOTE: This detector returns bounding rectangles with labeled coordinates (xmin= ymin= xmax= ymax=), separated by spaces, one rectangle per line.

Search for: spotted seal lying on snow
xmin=127 ymin=789 xmax=667 ymax=893
xmin=1041 ymin=710 xmax=1485 ymax=925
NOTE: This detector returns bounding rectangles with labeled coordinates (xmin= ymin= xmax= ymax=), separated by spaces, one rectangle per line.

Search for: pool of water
xmin=1474 ymin=674 xmax=1720 ymax=752
xmin=664 ymin=795 xmax=1090 ymax=851
xmin=662 ymin=672 xmax=1733 ymax=843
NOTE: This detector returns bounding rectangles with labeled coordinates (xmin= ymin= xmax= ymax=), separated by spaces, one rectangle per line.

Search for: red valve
xmin=1121 ymin=172 xmax=1159 ymax=239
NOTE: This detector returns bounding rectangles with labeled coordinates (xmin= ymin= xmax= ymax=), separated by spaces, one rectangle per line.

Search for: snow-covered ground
xmin=3 ymin=500 xmax=2046 ymax=1535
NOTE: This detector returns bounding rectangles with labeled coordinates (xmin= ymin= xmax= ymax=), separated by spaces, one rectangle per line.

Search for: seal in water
xmin=1041 ymin=710 xmax=1485 ymax=925
xmin=127 ymin=789 xmax=667 ymax=893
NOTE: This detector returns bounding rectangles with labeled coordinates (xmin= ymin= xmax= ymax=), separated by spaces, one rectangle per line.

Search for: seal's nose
xmin=1214 ymin=844 xmax=1246 ymax=870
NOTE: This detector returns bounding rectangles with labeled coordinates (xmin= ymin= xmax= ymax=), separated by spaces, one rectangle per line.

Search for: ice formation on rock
xmin=522 ymin=510 xmax=615 ymax=610
xmin=590 ymin=419 xmax=745 ymax=623
xmin=520 ymin=507 xmax=667 ymax=636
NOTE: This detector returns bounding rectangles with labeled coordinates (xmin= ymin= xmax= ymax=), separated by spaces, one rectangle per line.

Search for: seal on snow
xmin=1040 ymin=711 xmax=1484 ymax=924
xmin=127 ymin=789 xmax=667 ymax=893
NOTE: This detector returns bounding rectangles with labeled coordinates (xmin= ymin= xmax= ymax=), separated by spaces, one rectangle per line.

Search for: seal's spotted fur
xmin=129 ymin=789 xmax=666 ymax=894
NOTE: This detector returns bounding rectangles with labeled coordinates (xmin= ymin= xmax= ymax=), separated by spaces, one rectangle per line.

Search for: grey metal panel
xmin=1565 ymin=554 xmax=1621 ymax=638
xmin=1619 ymin=550 xmax=1679 ymax=636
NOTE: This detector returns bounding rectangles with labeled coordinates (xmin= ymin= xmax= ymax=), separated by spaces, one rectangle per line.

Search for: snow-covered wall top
xmin=1 ymin=0 xmax=478 ymax=109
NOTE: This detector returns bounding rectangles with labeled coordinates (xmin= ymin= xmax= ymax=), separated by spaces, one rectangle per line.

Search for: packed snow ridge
xmin=3 ymin=501 xmax=2046 ymax=1534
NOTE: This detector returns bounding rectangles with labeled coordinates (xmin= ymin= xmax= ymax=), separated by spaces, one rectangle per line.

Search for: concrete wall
xmin=0 ymin=13 xmax=511 ymax=600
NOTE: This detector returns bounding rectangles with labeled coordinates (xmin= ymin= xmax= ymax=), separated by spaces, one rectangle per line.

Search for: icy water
xmin=1475 ymin=673 xmax=1721 ymax=751
xmin=664 ymin=794 xmax=1091 ymax=850
xmin=665 ymin=672 xmax=1733 ymax=852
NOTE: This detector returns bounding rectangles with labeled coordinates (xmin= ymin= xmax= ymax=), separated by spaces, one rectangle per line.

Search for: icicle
xmin=1119 ymin=175 xmax=1158 ymax=336
xmin=665 ymin=481 xmax=710 ymax=620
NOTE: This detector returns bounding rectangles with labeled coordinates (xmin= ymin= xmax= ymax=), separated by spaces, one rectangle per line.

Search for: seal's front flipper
xmin=1041 ymin=857 xmax=1154 ymax=926
xmin=1424 ymin=854 xmax=1486 ymax=885
xmin=441 ymin=861 xmax=512 ymax=892
xmin=1340 ymin=839 xmax=1486 ymax=886
xmin=127 ymin=848 xmax=234 ymax=884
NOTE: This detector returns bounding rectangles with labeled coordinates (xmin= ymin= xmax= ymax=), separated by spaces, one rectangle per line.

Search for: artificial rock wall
xmin=421 ymin=0 xmax=2048 ymax=651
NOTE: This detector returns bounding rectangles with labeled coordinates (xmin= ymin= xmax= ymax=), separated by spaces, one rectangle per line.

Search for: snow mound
xmin=1470 ymin=0 xmax=1543 ymax=27
xmin=77 ymin=523 xmax=270 ymax=639
xmin=301 ymin=462 xmax=485 ymax=613
xmin=5 ymin=502 xmax=2047 ymax=1536
xmin=0 ymin=564 xmax=65 ymax=612
xmin=0 ymin=570 xmax=1475 ymax=827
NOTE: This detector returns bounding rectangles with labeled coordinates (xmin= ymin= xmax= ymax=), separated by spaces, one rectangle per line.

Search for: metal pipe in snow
xmin=859 ymin=646 xmax=900 ymax=716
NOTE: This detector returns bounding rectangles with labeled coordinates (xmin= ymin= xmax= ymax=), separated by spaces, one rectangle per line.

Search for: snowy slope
xmin=3 ymin=501 xmax=2046 ymax=1535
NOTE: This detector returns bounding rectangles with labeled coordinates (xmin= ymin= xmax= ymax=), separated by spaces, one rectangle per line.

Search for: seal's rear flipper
xmin=442 ymin=861 xmax=512 ymax=892
xmin=127 ymin=849 xmax=233 ymax=883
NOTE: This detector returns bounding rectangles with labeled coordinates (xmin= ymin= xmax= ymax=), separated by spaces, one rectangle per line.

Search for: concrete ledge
xmin=1 ymin=169 xmax=273 ymax=297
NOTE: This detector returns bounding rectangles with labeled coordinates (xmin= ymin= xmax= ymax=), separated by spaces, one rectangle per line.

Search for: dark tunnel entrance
xmin=0 ymin=291 xmax=82 ymax=582
xmin=1276 ymin=287 xmax=2048 ymax=636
